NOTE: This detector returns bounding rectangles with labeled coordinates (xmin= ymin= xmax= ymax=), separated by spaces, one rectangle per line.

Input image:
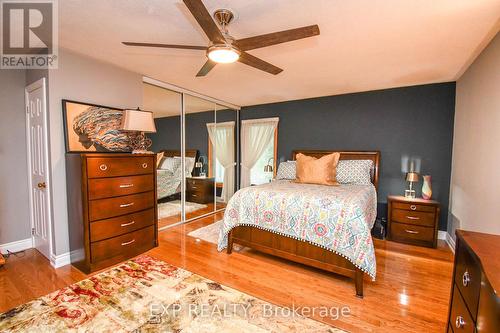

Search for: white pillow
xmin=336 ymin=160 xmax=373 ymax=185
xmin=159 ymin=157 xmax=181 ymax=172
xmin=173 ymin=156 xmax=196 ymax=177
xmin=276 ymin=161 xmax=296 ymax=180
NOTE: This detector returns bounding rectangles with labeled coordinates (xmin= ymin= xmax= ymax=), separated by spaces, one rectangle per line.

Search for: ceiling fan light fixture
xmin=207 ymin=44 xmax=240 ymax=63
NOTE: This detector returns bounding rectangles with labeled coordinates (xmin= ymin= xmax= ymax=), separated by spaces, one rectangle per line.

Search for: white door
xmin=25 ymin=78 xmax=52 ymax=259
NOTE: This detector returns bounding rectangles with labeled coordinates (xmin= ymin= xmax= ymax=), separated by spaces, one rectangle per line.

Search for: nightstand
xmin=387 ymin=195 xmax=440 ymax=248
xmin=186 ymin=177 xmax=215 ymax=204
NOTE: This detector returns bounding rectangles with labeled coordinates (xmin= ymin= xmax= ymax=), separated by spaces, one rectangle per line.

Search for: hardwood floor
xmin=158 ymin=202 xmax=225 ymax=229
xmin=0 ymin=212 xmax=453 ymax=332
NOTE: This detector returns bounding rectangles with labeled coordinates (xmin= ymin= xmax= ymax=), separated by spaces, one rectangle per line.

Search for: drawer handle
xmin=120 ymin=221 xmax=135 ymax=227
xmin=99 ymin=164 xmax=108 ymax=171
xmin=119 ymin=184 xmax=134 ymax=188
xmin=406 ymin=216 xmax=420 ymax=220
xmin=119 ymin=202 xmax=134 ymax=208
xmin=191 ymin=186 xmax=198 ymax=189
xmin=121 ymin=239 xmax=135 ymax=246
xmin=142 ymin=163 xmax=148 ymax=169
xmin=410 ymin=205 xmax=417 ymax=211
xmin=462 ymin=271 xmax=470 ymax=287
xmin=455 ymin=316 xmax=465 ymax=329
xmin=191 ymin=194 xmax=197 ymax=197
xmin=405 ymin=229 xmax=419 ymax=234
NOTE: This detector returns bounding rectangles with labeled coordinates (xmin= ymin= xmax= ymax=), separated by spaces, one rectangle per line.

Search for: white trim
xmin=438 ymin=231 xmax=455 ymax=253
xmin=0 ymin=238 xmax=33 ymax=254
xmin=25 ymin=77 xmax=54 ymax=261
xmin=143 ymin=76 xmax=241 ymax=110
xmin=50 ymin=252 xmax=71 ymax=268
xmin=241 ymin=117 xmax=280 ymax=124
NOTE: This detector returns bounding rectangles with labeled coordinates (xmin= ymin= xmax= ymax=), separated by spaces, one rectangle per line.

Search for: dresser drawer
xmin=89 ymin=191 xmax=155 ymax=221
xmin=392 ymin=201 xmax=435 ymax=213
xmin=90 ymin=208 xmax=155 ymax=242
xmin=390 ymin=222 xmax=435 ymax=246
xmin=450 ymin=285 xmax=475 ymax=333
xmin=391 ymin=209 xmax=435 ymax=227
xmin=87 ymin=156 xmax=154 ymax=178
xmin=88 ymin=174 xmax=154 ymax=200
xmin=91 ymin=225 xmax=155 ymax=262
xmin=455 ymin=240 xmax=481 ymax=317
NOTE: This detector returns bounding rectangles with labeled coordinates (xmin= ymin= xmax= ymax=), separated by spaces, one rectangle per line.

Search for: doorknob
xmin=37 ymin=182 xmax=46 ymax=189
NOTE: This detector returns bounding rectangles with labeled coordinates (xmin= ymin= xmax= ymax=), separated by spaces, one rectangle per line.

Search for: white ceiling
xmin=59 ymin=0 xmax=500 ymax=107
xmin=143 ymin=82 xmax=219 ymax=117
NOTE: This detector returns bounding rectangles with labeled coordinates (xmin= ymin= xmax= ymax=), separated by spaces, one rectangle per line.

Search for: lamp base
xmin=404 ymin=189 xmax=416 ymax=199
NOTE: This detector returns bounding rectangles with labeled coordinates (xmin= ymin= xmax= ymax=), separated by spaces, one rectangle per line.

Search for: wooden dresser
xmin=186 ymin=177 xmax=214 ymax=204
xmin=66 ymin=153 xmax=158 ymax=273
xmin=387 ymin=195 xmax=440 ymax=248
xmin=447 ymin=230 xmax=500 ymax=333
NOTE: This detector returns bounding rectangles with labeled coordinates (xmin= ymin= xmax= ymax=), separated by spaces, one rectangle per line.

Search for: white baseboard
xmin=0 ymin=238 xmax=33 ymax=254
xmin=50 ymin=252 xmax=71 ymax=268
xmin=438 ymin=231 xmax=455 ymax=253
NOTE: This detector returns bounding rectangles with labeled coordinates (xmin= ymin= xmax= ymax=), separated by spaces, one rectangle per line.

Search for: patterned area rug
xmin=158 ymin=200 xmax=207 ymax=219
xmin=0 ymin=256 xmax=345 ymax=332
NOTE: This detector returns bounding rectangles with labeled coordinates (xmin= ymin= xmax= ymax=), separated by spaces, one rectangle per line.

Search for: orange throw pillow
xmin=295 ymin=153 xmax=340 ymax=186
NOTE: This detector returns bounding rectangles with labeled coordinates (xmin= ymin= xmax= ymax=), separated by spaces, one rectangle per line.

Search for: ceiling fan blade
xmin=196 ymin=60 xmax=216 ymax=77
xmin=122 ymin=42 xmax=206 ymax=50
xmin=238 ymin=52 xmax=283 ymax=75
xmin=235 ymin=25 xmax=320 ymax=51
xmin=183 ymin=0 xmax=225 ymax=44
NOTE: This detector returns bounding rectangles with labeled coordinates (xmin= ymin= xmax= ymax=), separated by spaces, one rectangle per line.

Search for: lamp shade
xmin=406 ymin=172 xmax=419 ymax=182
xmin=121 ymin=109 xmax=156 ymax=133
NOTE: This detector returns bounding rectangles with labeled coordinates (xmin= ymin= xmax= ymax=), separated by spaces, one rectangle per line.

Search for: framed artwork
xmin=62 ymin=100 xmax=138 ymax=153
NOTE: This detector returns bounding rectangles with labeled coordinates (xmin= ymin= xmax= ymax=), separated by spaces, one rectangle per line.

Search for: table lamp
xmin=405 ymin=172 xmax=419 ymax=199
xmin=121 ymin=108 xmax=156 ymax=154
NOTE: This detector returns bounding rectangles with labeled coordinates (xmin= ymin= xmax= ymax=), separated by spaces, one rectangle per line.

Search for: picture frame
xmin=62 ymin=99 xmax=135 ymax=153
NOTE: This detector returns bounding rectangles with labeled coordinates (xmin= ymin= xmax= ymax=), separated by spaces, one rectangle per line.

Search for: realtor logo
xmin=1 ymin=0 xmax=58 ymax=69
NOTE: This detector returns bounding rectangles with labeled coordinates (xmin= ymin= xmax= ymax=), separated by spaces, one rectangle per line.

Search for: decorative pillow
xmin=159 ymin=157 xmax=181 ymax=172
xmin=295 ymin=153 xmax=340 ymax=186
xmin=276 ymin=161 xmax=296 ymax=180
xmin=156 ymin=152 xmax=165 ymax=168
xmin=336 ymin=159 xmax=373 ymax=185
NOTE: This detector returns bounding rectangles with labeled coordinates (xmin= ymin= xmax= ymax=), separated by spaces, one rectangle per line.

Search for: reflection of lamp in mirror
xmin=264 ymin=158 xmax=274 ymax=173
xmin=121 ymin=108 xmax=156 ymax=154
xmin=196 ymin=156 xmax=207 ymax=177
xmin=404 ymin=172 xmax=419 ymax=198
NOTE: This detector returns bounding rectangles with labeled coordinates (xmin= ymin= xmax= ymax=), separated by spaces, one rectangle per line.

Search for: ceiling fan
xmin=122 ymin=0 xmax=320 ymax=77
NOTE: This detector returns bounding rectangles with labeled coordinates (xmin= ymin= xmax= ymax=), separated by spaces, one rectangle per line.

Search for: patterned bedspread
xmin=157 ymin=169 xmax=181 ymax=199
xmin=218 ymin=180 xmax=377 ymax=280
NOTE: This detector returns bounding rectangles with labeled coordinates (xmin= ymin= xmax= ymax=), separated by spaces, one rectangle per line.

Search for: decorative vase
xmin=422 ymin=175 xmax=432 ymax=200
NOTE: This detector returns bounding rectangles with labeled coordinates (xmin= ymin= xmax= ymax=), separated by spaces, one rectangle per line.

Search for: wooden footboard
xmin=227 ymin=226 xmax=364 ymax=297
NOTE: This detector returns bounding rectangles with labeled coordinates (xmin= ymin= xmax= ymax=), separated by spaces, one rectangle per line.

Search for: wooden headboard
xmin=291 ymin=150 xmax=381 ymax=189
xmin=159 ymin=149 xmax=198 ymax=159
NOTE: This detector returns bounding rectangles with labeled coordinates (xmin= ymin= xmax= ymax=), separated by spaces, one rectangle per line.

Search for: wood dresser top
xmin=458 ymin=229 xmax=500 ymax=296
xmin=387 ymin=195 xmax=440 ymax=205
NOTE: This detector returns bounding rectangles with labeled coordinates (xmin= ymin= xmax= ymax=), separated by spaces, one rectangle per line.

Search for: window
xmin=250 ymin=132 xmax=276 ymax=185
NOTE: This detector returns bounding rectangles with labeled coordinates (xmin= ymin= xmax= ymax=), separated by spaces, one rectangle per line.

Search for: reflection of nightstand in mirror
xmin=186 ymin=177 xmax=214 ymax=204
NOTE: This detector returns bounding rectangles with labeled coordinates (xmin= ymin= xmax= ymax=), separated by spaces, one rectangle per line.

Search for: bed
xmin=156 ymin=150 xmax=198 ymax=200
xmin=218 ymin=150 xmax=380 ymax=297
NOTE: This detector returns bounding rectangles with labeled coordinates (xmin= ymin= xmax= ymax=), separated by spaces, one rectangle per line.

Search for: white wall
xmin=48 ymin=49 xmax=143 ymax=255
xmin=449 ymin=32 xmax=500 ymax=235
xmin=0 ymin=70 xmax=31 ymax=245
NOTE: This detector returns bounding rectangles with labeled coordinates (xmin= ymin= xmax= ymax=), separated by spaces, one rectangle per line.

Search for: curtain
xmin=206 ymin=121 xmax=235 ymax=203
xmin=240 ymin=117 xmax=279 ymax=188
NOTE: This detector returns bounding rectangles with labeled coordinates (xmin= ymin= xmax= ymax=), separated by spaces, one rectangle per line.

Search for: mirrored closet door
xmin=144 ymin=79 xmax=239 ymax=230
xmin=143 ymin=83 xmax=183 ymax=229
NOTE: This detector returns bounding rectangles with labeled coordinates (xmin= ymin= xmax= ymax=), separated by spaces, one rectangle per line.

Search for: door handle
xmin=37 ymin=182 xmax=46 ymax=189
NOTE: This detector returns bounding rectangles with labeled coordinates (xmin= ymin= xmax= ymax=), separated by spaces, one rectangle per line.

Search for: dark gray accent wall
xmin=241 ymin=83 xmax=456 ymax=231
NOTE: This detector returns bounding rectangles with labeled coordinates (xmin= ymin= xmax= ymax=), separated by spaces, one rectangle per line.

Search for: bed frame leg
xmin=355 ymin=269 xmax=364 ymax=298
xmin=227 ymin=231 xmax=233 ymax=254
